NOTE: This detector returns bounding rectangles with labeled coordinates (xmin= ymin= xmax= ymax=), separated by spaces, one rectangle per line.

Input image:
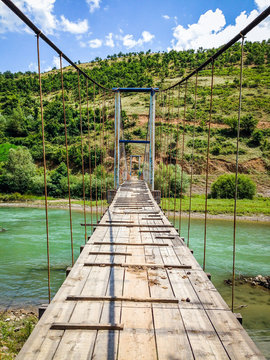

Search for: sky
xmin=0 ymin=0 xmax=269 ymax=73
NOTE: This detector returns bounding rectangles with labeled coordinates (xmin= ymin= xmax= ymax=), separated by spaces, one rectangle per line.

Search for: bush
xmin=224 ymin=115 xmax=258 ymax=136
xmin=210 ymin=174 xmax=256 ymax=199
xmin=155 ymin=164 xmax=189 ymax=197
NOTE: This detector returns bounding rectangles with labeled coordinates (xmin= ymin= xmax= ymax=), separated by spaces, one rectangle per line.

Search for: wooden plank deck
xmin=17 ymin=180 xmax=265 ymax=359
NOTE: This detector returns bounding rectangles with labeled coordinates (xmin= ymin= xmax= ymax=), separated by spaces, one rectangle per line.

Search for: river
xmin=0 ymin=207 xmax=269 ymax=357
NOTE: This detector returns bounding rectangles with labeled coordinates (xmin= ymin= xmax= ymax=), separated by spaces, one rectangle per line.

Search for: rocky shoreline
xmin=0 ymin=308 xmax=37 ymax=358
xmin=224 ymin=275 xmax=270 ymax=289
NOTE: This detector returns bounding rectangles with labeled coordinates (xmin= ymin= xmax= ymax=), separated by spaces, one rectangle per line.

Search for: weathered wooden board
xmin=16 ymin=180 xmax=265 ymax=360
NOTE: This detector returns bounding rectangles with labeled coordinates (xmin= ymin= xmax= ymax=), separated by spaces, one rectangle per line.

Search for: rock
xmin=5 ymin=318 xmax=10 ymax=322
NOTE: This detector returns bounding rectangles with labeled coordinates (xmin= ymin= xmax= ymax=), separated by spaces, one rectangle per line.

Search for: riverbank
xmin=0 ymin=199 xmax=270 ymax=222
xmin=0 ymin=308 xmax=37 ymax=359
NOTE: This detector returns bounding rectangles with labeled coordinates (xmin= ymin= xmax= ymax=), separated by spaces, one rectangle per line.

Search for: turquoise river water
xmin=0 ymin=207 xmax=269 ymax=357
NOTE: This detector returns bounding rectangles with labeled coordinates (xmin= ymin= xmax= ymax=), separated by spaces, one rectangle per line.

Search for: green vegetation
xmin=0 ymin=147 xmax=113 ymax=199
xmin=0 ymin=311 xmax=37 ymax=359
xmin=155 ymin=164 xmax=189 ymax=197
xmin=210 ymin=174 xmax=256 ymax=199
xmin=161 ymin=195 xmax=270 ymax=216
xmin=0 ymin=40 xmax=269 ymax=202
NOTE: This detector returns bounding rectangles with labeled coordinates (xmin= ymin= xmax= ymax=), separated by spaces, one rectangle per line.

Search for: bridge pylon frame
xmin=113 ymin=88 xmax=158 ymax=189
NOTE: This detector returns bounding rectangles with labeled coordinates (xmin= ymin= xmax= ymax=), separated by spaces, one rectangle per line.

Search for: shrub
xmin=224 ymin=115 xmax=258 ymax=136
xmin=210 ymin=174 xmax=256 ymax=199
xmin=155 ymin=164 xmax=189 ymax=197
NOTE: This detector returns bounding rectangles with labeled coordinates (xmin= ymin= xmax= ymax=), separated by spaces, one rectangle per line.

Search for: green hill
xmin=0 ymin=40 xmax=269 ymax=197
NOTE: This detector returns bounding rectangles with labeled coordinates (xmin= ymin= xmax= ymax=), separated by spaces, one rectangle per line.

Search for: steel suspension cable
xmin=86 ymin=79 xmax=93 ymax=234
xmin=60 ymin=54 xmax=74 ymax=265
xmin=187 ymin=72 xmax=199 ymax=248
xmin=77 ymin=71 xmax=87 ymax=244
xmin=160 ymin=92 xmax=166 ymax=204
xmin=203 ymin=60 xmax=215 ymax=271
xmin=164 ymin=90 xmax=170 ymax=215
xmin=173 ymin=84 xmax=181 ymax=226
xmin=99 ymin=88 xmax=103 ymax=215
xmin=102 ymin=91 xmax=106 ymax=212
xmin=167 ymin=89 xmax=173 ymax=216
xmin=93 ymin=84 xmax=98 ymax=221
xmin=179 ymin=81 xmax=188 ymax=236
xmin=37 ymin=34 xmax=51 ymax=303
xmin=104 ymin=92 xmax=109 ymax=208
xmin=232 ymin=35 xmax=245 ymax=313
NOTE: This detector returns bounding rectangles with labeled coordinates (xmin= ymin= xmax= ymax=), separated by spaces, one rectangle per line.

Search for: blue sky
xmin=0 ymin=0 xmax=269 ymax=72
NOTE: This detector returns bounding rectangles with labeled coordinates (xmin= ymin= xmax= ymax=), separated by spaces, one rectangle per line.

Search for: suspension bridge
xmin=1 ymin=0 xmax=269 ymax=359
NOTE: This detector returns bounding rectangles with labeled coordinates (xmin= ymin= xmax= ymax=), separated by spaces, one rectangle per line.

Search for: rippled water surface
xmin=0 ymin=207 xmax=269 ymax=357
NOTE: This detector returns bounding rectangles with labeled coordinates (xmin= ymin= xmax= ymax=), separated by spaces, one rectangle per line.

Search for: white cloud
xmin=162 ymin=15 xmax=170 ymax=20
xmin=0 ymin=1 xmax=25 ymax=34
xmin=255 ymin=0 xmax=269 ymax=11
xmin=86 ymin=0 xmax=101 ymax=13
xmin=169 ymin=2 xmax=270 ymax=51
xmin=141 ymin=30 xmax=154 ymax=43
xmin=0 ymin=0 xmax=88 ymax=35
xmin=88 ymin=38 xmax=102 ymax=48
xmin=60 ymin=15 xmax=88 ymax=34
xmin=122 ymin=31 xmax=155 ymax=49
xmin=105 ymin=32 xmax=114 ymax=47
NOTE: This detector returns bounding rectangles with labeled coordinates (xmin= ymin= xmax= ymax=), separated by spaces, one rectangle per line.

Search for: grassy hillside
xmin=0 ymin=40 xmax=269 ymax=196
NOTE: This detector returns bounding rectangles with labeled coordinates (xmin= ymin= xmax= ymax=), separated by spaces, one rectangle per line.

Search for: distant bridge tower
xmin=113 ymin=88 xmax=158 ymax=190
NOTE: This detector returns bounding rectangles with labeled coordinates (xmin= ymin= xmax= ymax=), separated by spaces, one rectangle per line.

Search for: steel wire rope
xmin=104 ymin=92 xmax=109 ymax=210
xmin=1 ymin=0 xmax=114 ymax=92
xmin=159 ymin=93 xmax=165 ymax=205
xmin=37 ymin=34 xmax=51 ymax=302
xmin=167 ymin=89 xmax=173 ymax=217
xmin=187 ymin=72 xmax=198 ymax=248
xmin=93 ymin=84 xmax=98 ymax=221
xmin=60 ymin=54 xmax=74 ymax=265
xmin=163 ymin=90 xmax=169 ymax=216
xmin=179 ymin=81 xmax=188 ymax=236
xmin=203 ymin=60 xmax=215 ymax=271
xmin=77 ymin=71 xmax=87 ymax=244
xmin=142 ymin=105 xmax=151 ymax=184
xmin=156 ymin=6 xmax=270 ymax=92
xmin=98 ymin=88 xmax=103 ymax=215
xmin=86 ymin=79 xmax=93 ymax=234
xmin=232 ymin=35 xmax=245 ymax=312
xmin=173 ymin=84 xmax=181 ymax=226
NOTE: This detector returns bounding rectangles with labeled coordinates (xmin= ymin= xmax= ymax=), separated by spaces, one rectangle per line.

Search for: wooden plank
xmin=93 ymin=241 xmax=170 ymax=246
xmin=84 ymin=262 xmax=192 ymax=269
xmin=50 ymin=323 xmax=123 ymax=330
xmin=90 ymin=245 xmax=126 ymax=360
xmin=118 ymin=306 xmax=157 ymax=360
xmin=83 ymin=223 xmax=174 ymax=228
xmin=187 ymin=270 xmax=230 ymax=310
xmin=88 ymin=251 xmax=132 ymax=256
xmin=66 ymin=295 xmax=178 ymax=303
xmin=139 ymin=230 xmax=170 ymax=233
xmin=153 ymin=307 xmax=194 ymax=360
xmin=17 ymin=180 xmax=265 ymax=360
xmin=91 ymin=303 xmax=122 ymax=360
xmin=207 ymin=309 xmax=266 ymax=359
xmin=180 ymin=308 xmax=229 ymax=359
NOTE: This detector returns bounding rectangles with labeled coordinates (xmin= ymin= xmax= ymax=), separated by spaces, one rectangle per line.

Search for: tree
xmin=0 ymin=147 xmax=36 ymax=193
